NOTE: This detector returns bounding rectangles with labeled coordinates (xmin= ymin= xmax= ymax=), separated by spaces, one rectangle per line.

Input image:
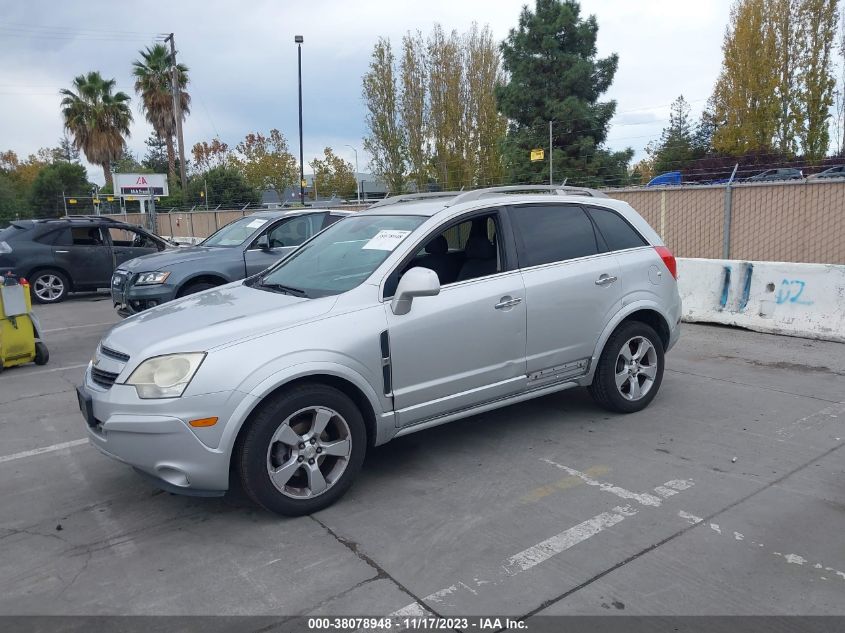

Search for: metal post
xmin=189 ymin=212 xmax=194 ymax=239
xmin=295 ymin=35 xmax=305 ymax=205
xmin=345 ymin=144 xmax=360 ymax=204
xmin=148 ymin=186 xmax=157 ymax=233
xmin=549 ymin=121 xmax=553 ymax=186
xmin=62 ymin=190 xmax=67 ymax=215
xmin=722 ymin=163 xmax=739 ymax=259
xmin=204 ymin=179 xmax=209 ymax=211
xmin=165 ymin=33 xmax=188 ymax=196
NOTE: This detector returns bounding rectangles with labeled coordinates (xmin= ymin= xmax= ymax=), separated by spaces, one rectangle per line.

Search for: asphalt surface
xmin=1 ymin=292 xmax=844 ymax=617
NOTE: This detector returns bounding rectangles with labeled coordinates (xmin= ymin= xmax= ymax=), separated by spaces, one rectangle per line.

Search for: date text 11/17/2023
xmin=306 ymin=617 xmax=528 ymax=630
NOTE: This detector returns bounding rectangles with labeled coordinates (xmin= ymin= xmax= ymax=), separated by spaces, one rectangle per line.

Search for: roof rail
xmin=62 ymin=214 xmax=123 ymax=223
xmin=368 ymin=191 xmax=463 ymax=209
xmin=443 ymin=184 xmax=608 ymax=207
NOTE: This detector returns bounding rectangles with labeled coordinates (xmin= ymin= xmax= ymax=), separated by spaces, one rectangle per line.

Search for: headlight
xmin=126 ymin=353 xmax=205 ymax=399
xmin=0 ymin=241 xmax=12 ymax=254
xmin=135 ymin=271 xmax=171 ymax=285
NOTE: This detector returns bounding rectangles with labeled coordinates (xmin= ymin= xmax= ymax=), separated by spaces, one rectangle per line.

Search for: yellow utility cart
xmin=0 ymin=274 xmax=48 ymax=372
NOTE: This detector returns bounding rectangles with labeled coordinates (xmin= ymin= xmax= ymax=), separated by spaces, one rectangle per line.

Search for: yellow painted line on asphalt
xmin=520 ymin=465 xmax=610 ymax=503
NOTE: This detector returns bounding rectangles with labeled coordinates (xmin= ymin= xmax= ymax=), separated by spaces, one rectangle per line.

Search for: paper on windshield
xmin=246 ymin=219 xmax=268 ymax=229
xmin=362 ymin=230 xmax=412 ymax=251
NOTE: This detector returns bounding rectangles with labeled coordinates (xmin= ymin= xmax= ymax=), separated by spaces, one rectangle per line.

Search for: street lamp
xmin=295 ymin=35 xmax=305 ymax=205
xmin=345 ymin=144 xmax=361 ymax=205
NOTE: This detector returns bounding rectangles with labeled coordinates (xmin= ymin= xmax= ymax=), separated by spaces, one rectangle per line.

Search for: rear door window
xmin=70 ymin=226 xmax=106 ymax=246
xmin=587 ymin=207 xmax=648 ymax=252
xmin=509 ymin=204 xmax=598 ymax=268
xmin=265 ymin=213 xmax=325 ymax=248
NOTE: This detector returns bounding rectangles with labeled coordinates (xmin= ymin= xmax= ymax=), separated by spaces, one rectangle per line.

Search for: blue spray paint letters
xmin=775 ymin=279 xmax=813 ymax=305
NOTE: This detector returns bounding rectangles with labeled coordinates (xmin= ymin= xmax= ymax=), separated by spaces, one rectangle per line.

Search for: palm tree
xmin=60 ymin=72 xmax=132 ymax=185
xmin=132 ymin=44 xmax=190 ymax=184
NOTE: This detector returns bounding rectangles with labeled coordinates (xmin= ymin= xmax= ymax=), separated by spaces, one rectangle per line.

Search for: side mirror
xmin=390 ymin=267 xmax=440 ymax=316
xmin=256 ymin=234 xmax=271 ymax=251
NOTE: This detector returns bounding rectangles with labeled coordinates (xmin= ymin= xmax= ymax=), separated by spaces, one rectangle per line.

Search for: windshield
xmin=256 ymin=214 xmax=425 ymax=298
xmin=201 ymin=216 xmax=271 ymax=247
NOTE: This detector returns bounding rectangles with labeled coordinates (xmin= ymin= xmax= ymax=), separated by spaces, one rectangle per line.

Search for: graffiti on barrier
xmin=775 ymin=279 xmax=813 ymax=305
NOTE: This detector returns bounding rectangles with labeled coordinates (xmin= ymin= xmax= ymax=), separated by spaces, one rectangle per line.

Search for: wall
xmin=677 ymin=258 xmax=845 ymax=343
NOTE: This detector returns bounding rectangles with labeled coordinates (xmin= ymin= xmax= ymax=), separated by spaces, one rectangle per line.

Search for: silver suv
xmin=76 ymin=186 xmax=681 ymax=516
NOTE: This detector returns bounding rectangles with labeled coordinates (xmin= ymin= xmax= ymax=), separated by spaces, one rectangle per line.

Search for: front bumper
xmin=77 ymin=366 xmax=255 ymax=495
xmin=111 ymin=271 xmax=178 ymax=315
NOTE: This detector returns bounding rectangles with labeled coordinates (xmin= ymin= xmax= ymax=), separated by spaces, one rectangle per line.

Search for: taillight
xmin=654 ymin=246 xmax=677 ymax=279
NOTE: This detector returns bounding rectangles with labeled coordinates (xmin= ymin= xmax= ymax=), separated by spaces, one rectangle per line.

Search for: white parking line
xmin=390 ymin=462 xmax=695 ymax=616
xmin=0 ymin=438 xmax=88 ymax=464
xmin=504 ymin=505 xmax=638 ymax=575
xmin=42 ymin=321 xmax=116 ymax=334
xmin=540 ymin=458 xmax=664 ymax=507
xmin=4 ymin=363 xmax=88 ymax=377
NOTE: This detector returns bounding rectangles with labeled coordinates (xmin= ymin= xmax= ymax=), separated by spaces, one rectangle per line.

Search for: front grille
xmin=100 ymin=345 xmax=130 ymax=362
xmin=91 ymin=366 xmax=119 ymax=389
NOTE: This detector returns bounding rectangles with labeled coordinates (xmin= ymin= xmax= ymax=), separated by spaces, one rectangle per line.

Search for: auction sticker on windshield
xmin=246 ymin=219 xmax=268 ymax=229
xmin=362 ymin=230 xmax=411 ymax=251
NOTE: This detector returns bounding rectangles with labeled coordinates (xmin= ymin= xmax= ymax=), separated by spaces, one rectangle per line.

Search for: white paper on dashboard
xmin=362 ymin=230 xmax=412 ymax=251
xmin=246 ymin=219 xmax=268 ymax=228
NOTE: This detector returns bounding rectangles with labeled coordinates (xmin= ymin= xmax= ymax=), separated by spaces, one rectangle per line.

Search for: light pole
xmin=345 ymin=144 xmax=360 ymax=204
xmin=295 ymin=35 xmax=305 ymax=205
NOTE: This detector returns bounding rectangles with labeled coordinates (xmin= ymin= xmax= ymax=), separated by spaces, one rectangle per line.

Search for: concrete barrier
xmin=677 ymin=258 xmax=845 ymax=343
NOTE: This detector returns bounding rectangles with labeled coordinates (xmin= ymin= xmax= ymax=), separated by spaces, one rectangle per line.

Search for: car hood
xmin=117 ymin=245 xmax=236 ymax=272
xmin=101 ymin=281 xmax=337 ymax=358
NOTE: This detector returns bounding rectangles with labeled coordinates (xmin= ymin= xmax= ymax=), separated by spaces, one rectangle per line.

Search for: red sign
xmin=136 ymin=176 xmax=148 ymax=185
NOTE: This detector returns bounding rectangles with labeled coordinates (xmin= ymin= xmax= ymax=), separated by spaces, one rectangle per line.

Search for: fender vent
xmin=380 ymin=330 xmax=392 ymax=396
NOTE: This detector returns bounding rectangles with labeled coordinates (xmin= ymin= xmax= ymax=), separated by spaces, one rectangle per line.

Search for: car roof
xmin=356 ymin=186 xmax=612 ymax=218
xmin=249 ymin=208 xmax=353 ymax=219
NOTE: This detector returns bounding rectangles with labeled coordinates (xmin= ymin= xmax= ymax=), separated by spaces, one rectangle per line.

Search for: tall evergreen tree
xmin=142 ymin=133 xmax=168 ymax=173
xmin=648 ymin=96 xmax=695 ymax=174
xmin=496 ymin=0 xmax=632 ymax=187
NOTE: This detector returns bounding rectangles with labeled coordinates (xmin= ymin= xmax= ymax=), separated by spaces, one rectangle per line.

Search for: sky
xmin=0 ymin=0 xmax=734 ymax=185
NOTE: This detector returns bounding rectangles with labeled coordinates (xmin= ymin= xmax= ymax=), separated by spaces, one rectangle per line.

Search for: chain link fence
xmin=105 ymin=181 xmax=845 ymax=264
xmin=606 ymin=179 xmax=845 ymax=265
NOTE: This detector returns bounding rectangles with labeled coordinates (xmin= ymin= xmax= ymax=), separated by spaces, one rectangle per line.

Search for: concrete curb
xmin=677 ymin=258 xmax=845 ymax=343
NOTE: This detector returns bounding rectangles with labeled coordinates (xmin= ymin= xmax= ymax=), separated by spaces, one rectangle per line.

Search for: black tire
xmin=34 ymin=342 xmax=49 ymax=366
xmin=236 ymin=383 xmax=367 ymax=516
xmin=30 ymin=269 xmax=69 ymax=304
xmin=177 ymin=281 xmax=217 ymax=298
xmin=588 ymin=321 xmax=665 ymax=414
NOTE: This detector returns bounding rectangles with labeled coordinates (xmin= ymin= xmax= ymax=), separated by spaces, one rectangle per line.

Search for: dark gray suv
xmin=0 ymin=216 xmax=171 ymax=303
xmin=111 ymin=209 xmax=350 ymax=315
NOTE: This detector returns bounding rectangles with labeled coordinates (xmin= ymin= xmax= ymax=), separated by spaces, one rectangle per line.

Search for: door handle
xmin=495 ymin=296 xmax=523 ymax=310
xmin=55 ymin=250 xmax=69 ymax=254
xmin=595 ymin=274 xmax=618 ymax=286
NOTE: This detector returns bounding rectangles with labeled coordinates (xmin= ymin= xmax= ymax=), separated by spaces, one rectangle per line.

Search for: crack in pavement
xmin=309 ymin=515 xmax=444 ymax=620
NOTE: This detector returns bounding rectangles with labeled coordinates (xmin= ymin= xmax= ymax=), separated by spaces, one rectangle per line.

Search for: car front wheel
xmin=236 ymin=384 xmax=366 ymax=516
xmin=588 ymin=321 xmax=665 ymax=413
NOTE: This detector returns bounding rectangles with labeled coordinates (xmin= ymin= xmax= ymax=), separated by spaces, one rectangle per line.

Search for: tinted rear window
xmin=588 ymin=207 xmax=648 ymax=252
xmin=510 ymin=204 xmax=598 ymax=267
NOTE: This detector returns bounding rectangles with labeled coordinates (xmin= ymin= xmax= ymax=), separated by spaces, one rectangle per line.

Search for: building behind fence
xmin=105 ymin=180 xmax=845 ymax=265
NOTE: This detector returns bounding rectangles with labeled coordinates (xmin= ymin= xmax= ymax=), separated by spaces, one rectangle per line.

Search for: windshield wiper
xmin=258 ymin=281 xmax=308 ymax=297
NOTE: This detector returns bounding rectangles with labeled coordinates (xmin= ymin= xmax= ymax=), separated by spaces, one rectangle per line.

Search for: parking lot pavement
xmin=1 ymin=297 xmax=843 ymax=617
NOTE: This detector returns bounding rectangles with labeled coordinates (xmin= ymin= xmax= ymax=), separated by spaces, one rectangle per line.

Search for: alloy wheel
xmin=266 ymin=406 xmax=352 ymax=499
xmin=614 ymin=336 xmax=659 ymax=401
xmin=34 ymin=274 xmax=65 ymax=302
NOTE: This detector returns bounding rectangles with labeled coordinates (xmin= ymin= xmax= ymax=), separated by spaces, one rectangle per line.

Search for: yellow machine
xmin=0 ymin=276 xmax=49 ymax=372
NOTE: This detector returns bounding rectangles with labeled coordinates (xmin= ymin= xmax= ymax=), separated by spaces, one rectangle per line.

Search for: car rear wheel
xmin=236 ymin=383 xmax=366 ymax=516
xmin=31 ymin=269 xmax=69 ymax=304
xmin=588 ymin=321 xmax=665 ymax=413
